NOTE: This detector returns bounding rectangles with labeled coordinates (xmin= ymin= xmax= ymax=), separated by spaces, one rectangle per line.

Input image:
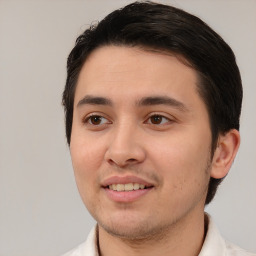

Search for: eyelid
xmin=146 ymin=112 xmax=174 ymax=120
xmin=81 ymin=111 xmax=176 ymax=127
xmin=144 ymin=112 xmax=175 ymax=125
xmin=82 ymin=112 xmax=112 ymax=125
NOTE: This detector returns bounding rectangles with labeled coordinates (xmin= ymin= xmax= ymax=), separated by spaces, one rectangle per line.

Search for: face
xmin=70 ymin=46 xmax=213 ymax=239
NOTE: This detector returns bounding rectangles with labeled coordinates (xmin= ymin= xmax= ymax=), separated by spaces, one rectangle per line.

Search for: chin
xmin=98 ymin=215 xmax=168 ymax=240
xmin=101 ymin=222 xmax=152 ymax=239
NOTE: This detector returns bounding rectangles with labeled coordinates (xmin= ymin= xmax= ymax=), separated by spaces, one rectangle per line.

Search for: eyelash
xmin=145 ymin=114 xmax=172 ymax=125
xmin=82 ymin=113 xmax=174 ymax=128
xmin=83 ymin=114 xmax=111 ymax=126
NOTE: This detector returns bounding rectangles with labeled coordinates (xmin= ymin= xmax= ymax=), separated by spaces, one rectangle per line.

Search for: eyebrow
xmin=77 ymin=95 xmax=188 ymax=112
xmin=77 ymin=95 xmax=112 ymax=107
xmin=136 ymin=96 xmax=188 ymax=112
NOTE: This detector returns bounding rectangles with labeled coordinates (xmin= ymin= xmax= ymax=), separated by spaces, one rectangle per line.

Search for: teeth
xmin=116 ymin=184 xmax=124 ymax=191
xmin=133 ymin=183 xmax=140 ymax=190
xmin=108 ymin=183 xmax=147 ymax=191
xmin=124 ymin=183 xmax=133 ymax=191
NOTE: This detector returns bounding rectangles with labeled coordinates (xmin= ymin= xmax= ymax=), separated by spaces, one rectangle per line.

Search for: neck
xmin=98 ymin=211 xmax=207 ymax=256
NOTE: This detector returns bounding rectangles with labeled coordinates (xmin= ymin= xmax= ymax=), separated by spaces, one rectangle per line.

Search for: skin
xmin=70 ymin=46 xmax=240 ymax=256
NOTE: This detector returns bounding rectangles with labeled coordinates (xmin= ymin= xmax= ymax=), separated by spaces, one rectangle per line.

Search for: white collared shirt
xmin=62 ymin=215 xmax=255 ymax=256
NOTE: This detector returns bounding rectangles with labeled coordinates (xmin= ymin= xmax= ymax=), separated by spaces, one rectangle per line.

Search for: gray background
xmin=0 ymin=0 xmax=255 ymax=255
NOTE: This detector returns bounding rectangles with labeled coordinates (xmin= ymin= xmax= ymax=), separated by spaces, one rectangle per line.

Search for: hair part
xmin=62 ymin=1 xmax=242 ymax=205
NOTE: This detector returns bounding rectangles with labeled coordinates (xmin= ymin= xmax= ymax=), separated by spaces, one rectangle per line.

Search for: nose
xmin=104 ymin=123 xmax=146 ymax=168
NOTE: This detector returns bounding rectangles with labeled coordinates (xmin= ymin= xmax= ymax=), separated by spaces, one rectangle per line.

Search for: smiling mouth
xmin=106 ymin=183 xmax=153 ymax=191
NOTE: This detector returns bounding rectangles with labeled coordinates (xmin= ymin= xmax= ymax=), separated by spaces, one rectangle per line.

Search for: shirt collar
xmin=79 ymin=213 xmax=226 ymax=256
xmin=198 ymin=213 xmax=226 ymax=256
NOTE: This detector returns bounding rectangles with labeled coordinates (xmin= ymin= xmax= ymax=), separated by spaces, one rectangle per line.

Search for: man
xmin=62 ymin=1 xmax=255 ymax=256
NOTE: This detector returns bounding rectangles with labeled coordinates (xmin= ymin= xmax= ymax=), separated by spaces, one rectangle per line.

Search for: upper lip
xmin=101 ymin=175 xmax=155 ymax=188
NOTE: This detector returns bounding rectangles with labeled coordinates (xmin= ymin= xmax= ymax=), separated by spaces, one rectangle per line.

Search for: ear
xmin=210 ymin=129 xmax=240 ymax=179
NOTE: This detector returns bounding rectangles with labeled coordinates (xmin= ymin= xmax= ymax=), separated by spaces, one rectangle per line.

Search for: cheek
xmin=70 ymin=137 xmax=107 ymax=216
xmin=150 ymin=132 xmax=210 ymax=166
xmin=70 ymin=134 xmax=106 ymax=190
xmin=71 ymin=145 xmax=102 ymax=172
xmin=148 ymin=133 xmax=211 ymax=191
xmin=149 ymin=139 xmax=210 ymax=216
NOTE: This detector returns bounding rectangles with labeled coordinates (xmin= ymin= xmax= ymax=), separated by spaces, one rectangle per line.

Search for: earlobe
xmin=210 ymin=129 xmax=240 ymax=179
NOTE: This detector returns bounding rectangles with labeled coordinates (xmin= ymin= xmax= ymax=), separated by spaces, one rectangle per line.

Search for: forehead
xmin=74 ymin=45 xmax=201 ymax=107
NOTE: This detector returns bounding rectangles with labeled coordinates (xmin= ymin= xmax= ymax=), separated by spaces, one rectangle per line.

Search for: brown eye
xmin=90 ymin=116 xmax=102 ymax=125
xmin=147 ymin=115 xmax=170 ymax=125
xmin=150 ymin=115 xmax=163 ymax=124
xmin=86 ymin=115 xmax=109 ymax=125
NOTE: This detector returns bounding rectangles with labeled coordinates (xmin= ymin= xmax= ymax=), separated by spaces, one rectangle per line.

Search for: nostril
xmin=127 ymin=158 xmax=136 ymax=162
xmin=107 ymin=157 xmax=138 ymax=167
xmin=108 ymin=159 xmax=115 ymax=165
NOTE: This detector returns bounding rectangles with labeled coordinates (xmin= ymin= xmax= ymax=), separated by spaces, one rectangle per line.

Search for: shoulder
xmin=199 ymin=214 xmax=256 ymax=256
xmin=61 ymin=226 xmax=98 ymax=256
xmin=225 ymin=240 xmax=256 ymax=256
xmin=62 ymin=241 xmax=87 ymax=256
